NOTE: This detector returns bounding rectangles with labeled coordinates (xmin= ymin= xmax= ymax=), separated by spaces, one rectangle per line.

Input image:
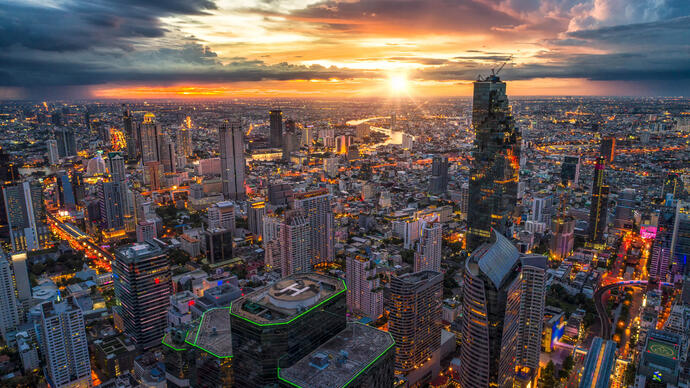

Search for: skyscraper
xmin=459 ymin=230 xmax=546 ymax=388
xmin=600 ymin=136 xmax=615 ymax=163
xmin=158 ymin=133 xmax=177 ymax=173
xmin=588 ymin=156 xmax=609 ymax=243
xmin=269 ymin=109 xmax=283 ymax=147
xmin=282 ymin=118 xmax=299 ymax=160
xmin=613 ymin=188 xmax=636 ymax=230
xmin=388 ymin=271 xmax=442 ymax=375
xmin=203 ymin=227 xmax=233 ymax=264
xmin=429 ymin=155 xmax=449 ymax=195
xmin=55 ymin=127 xmax=77 ymax=158
xmin=414 ymin=218 xmax=442 ymax=272
xmin=207 ymin=201 xmax=235 ymax=235
xmin=466 ymin=74 xmax=521 ymax=250
xmin=219 ymin=120 xmax=246 ymax=200
xmin=247 ymin=200 xmax=265 ymax=238
xmin=671 ymin=200 xmax=690 ymax=277
xmin=176 ymin=125 xmax=193 ymax=159
xmin=662 ymin=172 xmax=684 ymax=199
xmin=278 ymin=210 xmax=311 ymax=276
xmin=98 ymin=181 xmax=124 ymax=230
xmin=56 ymin=172 xmax=76 ymax=210
xmin=113 ymin=242 xmax=171 ymax=349
xmin=39 ymin=295 xmax=92 ymax=388
xmin=561 ymin=155 xmax=581 ymax=187
xmin=292 ymin=189 xmax=334 ymax=265
xmin=139 ymin=113 xmax=161 ymax=163
xmin=0 ymin=251 xmax=21 ymax=341
xmin=346 ymin=255 xmax=383 ymax=320
xmin=3 ymin=180 xmax=48 ymax=251
xmin=122 ymin=105 xmax=137 ymax=161
xmin=47 ymin=139 xmax=60 ymax=165
xmin=550 ymin=216 xmax=575 ymax=260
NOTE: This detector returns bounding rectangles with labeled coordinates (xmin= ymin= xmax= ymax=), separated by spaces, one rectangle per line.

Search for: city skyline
xmin=1 ymin=0 xmax=689 ymax=99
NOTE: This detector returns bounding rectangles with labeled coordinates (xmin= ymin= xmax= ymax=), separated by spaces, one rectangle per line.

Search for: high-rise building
xmin=230 ymin=273 xmax=346 ymax=386
xmin=600 ymin=136 xmax=615 ymax=163
xmin=98 ymin=181 xmax=124 ymax=230
xmin=71 ymin=170 xmax=84 ymax=204
xmin=588 ymin=156 xmax=609 ymax=243
xmin=144 ymin=161 xmax=161 ymax=191
xmin=561 ymin=155 xmax=581 ymax=187
xmin=122 ymin=105 xmax=137 ymax=161
xmin=107 ymin=152 xmax=126 ymax=183
xmin=650 ymin=198 xmax=677 ymax=281
xmin=204 ymin=227 xmax=233 ymax=264
xmin=292 ymin=189 xmax=334 ymax=265
xmin=219 ymin=120 xmax=246 ymax=200
xmin=429 ymin=155 xmax=449 ymax=195
xmin=459 ymin=230 xmax=546 ymax=388
xmin=578 ymin=337 xmax=617 ymax=388
xmin=662 ymin=172 xmax=685 ymax=199
xmin=277 ymin=210 xmax=311 ymax=277
xmin=10 ymin=252 xmax=31 ymax=313
xmin=244 ymin=201 xmax=263 ymax=239
xmin=550 ymin=217 xmax=575 ymax=260
xmin=671 ymin=200 xmax=690 ymax=277
xmin=47 ymin=139 xmax=60 ymax=165
xmin=388 ymin=271 xmax=442 ymax=375
xmin=636 ymin=330 xmax=681 ymax=387
xmin=55 ymin=127 xmax=77 ymax=158
xmin=269 ymin=110 xmax=283 ymax=147
xmin=39 ymin=295 xmax=91 ymax=388
xmin=0 ymin=251 xmax=21 ymax=341
xmin=56 ymin=172 xmax=76 ymax=210
xmin=113 ymin=242 xmax=171 ymax=349
xmin=136 ymin=219 xmax=157 ymax=242
xmin=176 ymin=125 xmax=193 ymax=159
xmin=531 ymin=194 xmax=553 ymax=225
xmin=414 ymin=218 xmax=442 ymax=272
xmin=158 ymin=133 xmax=177 ymax=173
xmin=346 ymin=255 xmax=383 ymax=320
xmin=466 ymin=74 xmax=521 ymax=250
xmin=207 ymin=201 xmax=235 ymax=235
xmin=613 ymin=188 xmax=636 ymax=230
xmin=282 ymin=118 xmax=299 ymax=160
xmin=139 ymin=113 xmax=161 ymax=163
xmin=3 ymin=180 xmax=49 ymax=251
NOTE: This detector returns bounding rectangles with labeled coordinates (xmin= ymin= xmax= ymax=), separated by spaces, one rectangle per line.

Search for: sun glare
xmin=389 ymin=74 xmax=408 ymax=94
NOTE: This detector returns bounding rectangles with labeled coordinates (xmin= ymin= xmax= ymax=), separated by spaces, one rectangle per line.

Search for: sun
xmin=389 ymin=73 xmax=408 ymax=93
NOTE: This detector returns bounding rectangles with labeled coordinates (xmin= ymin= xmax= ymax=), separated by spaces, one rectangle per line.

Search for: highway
xmin=594 ymin=280 xmax=648 ymax=339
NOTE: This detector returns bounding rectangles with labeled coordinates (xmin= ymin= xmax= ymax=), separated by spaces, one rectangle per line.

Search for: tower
xmin=3 ymin=180 xmax=48 ymax=252
xmin=0 ymin=251 xmax=21 ymax=341
xmin=219 ymin=120 xmax=246 ymax=200
xmin=113 ymin=242 xmax=171 ymax=350
xmin=588 ymin=156 xmax=609 ymax=243
xmin=600 ymin=136 xmax=615 ymax=163
xmin=466 ymin=75 xmax=521 ymax=250
xmin=346 ymin=255 xmax=383 ymax=320
xmin=39 ymin=295 xmax=92 ymax=388
xmin=278 ymin=211 xmax=311 ymax=276
xmin=122 ymin=105 xmax=137 ymax=161
xmin=292 ymin=189 xmax=334 ymax=266
xmin=139 ymin=113 xmax=161 ymax=163
xmin=561 ymin=155 xmax=581 ymax=187
xmin=98 ymin=181 xmax=124 ymax=231
xmin=414 ymin=218 xmax=442 ymax=272
xmin=429 ymin=155 xmax=449 ymax=195
xmin=158 ymin=133 xmax=177 ymax=173
xmin=55 ymin=127 xmax=77 ymax=158
xmin=269 ymin=110 xmax=283 ymax=148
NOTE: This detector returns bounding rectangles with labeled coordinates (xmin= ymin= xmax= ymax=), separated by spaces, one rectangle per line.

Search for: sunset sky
xmin=1 ymin=0 xmax=689 ymax=99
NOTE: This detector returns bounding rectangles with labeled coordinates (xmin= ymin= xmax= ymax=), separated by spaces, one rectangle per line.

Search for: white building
xmin=346 ymin=256 xmax=383 ymax=320
xmin=415 ymin=219 xmax=442 ymax=272
xmin=279 ymin=212 xmax=311 ymax=277
xmin=39 ymin=295 xmax=91 ymax=388
xmin=207 ymin=201 xmax=236 ymax=235
xmin=47 ymin=139 xmax=60 ymax=165
xmin=292 ymin=189 xmax=334 ymax=265
xmin=0 ymin=253 xmax=21 ymax=341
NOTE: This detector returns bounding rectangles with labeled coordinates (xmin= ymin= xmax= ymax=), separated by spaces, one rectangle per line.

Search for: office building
xmin=600 ymin=136 xmax=615 ymax=163
xmin=388 ymin=271 xmax=442 ymax=374
xmin=39 ymin=295 xmax=92 ymax=388
xmin=588 ymin=156 xmax=609 ymax=243
xmin=207 ymin=201 xmax=235 ymax=234
xmin=47 ymin=139 xmax=60 ymax=165
xmin=158 ymin=133 xmax=177 ymax=173
xmin=578 ymin=337 xmax=617 ymax=388
xmin=55 ymin=127 xmax=77 ymax=158
xmin=429 ymin=155 xmax=449 ymax=195
xmin=122 ymin=106 xmax=137 ymax=161
xmin=248 ymin=200 xmax=266 ymax=238
xmin=414 ymin=218 xmax=442 ymax=272
xmin=459 ymin=230 xmax=547 ymax=388
xmin=136 ymin=219 xmax=157 ymax=242
xmin=113 ymin=242 xmax=171 ymax=350
xmin=11 ymin=252 xmax=32 ymax=312
xmin=176 ymin=125 xmax=193 ymax=159
xmin=268 ymin=182 xmax=293 ymax=206
xmin=561 ymin=155 xmax=581 ymax=187
xmin=92 ymin=335 xmax=137 ymax=381
xmin=672 ymin=200 xmax=690 ymax=277
xmin=219 ymin=120 xmax=246 ymax=200
xmin=278 ymin=323 xmax=394 ymax=388
xmin=282 ymin=119 xmax=299 ymax=160
xmin=0 ymin=252 xmax=21 ymax=341
xmin=276 ymin=210 xmax=311 ymax=276
xmin=550 ymin=217 xmax=575 ymax=260
xmin=230 ymin=273 xmax=346 ymax=386
xmin=144 ymin=161 xmax=161 ymax=191
xmin=346 ymin=255 xmax=383 ymax=320
xmin=3 ymin=180 xmax=49 ymax=251
xmin=650 ymin=198 xmax=677 ymax=281
xmin=466 ymin=74 xmax=521 ymax=250
xmin=269 ymin=109 xmax=283 ymax=147
xmin=139 ymin=113 xmax=161 ymax=163
xmin=636 ymin=330 xmax=681 ymax=387
xmin=107 ymin=152 xmax=126 ymax=183
xmin=186 ymin=308 xmax=234 ymax=387
xmin=204 ymin=227 xmax=233 ymax=264
xmin=614 ymin=188 xmax=636 ymax=230
xmin=98 ymin=180 xmax=124 ymax=230
xmin=56 ymin=172 xmax=76 ymax=210
xmin=531 ymin=194 xmax=553 ymax=225
xmin=292 ymin=189 xmax=334 ymax=265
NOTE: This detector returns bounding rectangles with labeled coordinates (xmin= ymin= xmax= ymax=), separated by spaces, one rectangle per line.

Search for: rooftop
xmin=185 ymin=307 xmax=233 ymax=358
xmin=278 ymin=323 xmax=394 ymax=388
xmin=231 ymin=273 xmax=345 ymax=325
xmin=115 ymin=241 xmax=163 ymax=263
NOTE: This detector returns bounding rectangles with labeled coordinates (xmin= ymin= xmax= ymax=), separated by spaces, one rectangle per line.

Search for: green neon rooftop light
xmin=230 ymin=278 xmax=347 ymax=326
xmin=184 ymin=306 xmax=233 ymax=359
xmin=276 ymin=323 xmax=395 ymax=388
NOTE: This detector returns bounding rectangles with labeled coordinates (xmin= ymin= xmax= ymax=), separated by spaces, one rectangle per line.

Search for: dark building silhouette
xmin=269 ymin=110 xmax=283 ymax=148
xmin=588 ymin=156 xmax=609 ymax=243
xmin=429 ymin=155 xmax=449 ymax=195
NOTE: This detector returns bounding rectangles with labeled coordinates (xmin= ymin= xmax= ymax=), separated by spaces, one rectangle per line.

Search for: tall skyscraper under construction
xmin=466 ymin=74 xmax=521 ymax=250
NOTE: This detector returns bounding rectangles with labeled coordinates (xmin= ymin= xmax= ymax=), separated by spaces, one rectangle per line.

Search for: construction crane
xmin=491 ymin=55 xmax=513 ymax=77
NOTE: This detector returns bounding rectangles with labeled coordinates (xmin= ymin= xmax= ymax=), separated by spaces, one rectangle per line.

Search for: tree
xmin=560 ymin=355 xmax=574 ymax=379
xmin=623 ymin=362 xmax=636 ymax=386
xmin=538 ymin=361 xmax=557 ymax=388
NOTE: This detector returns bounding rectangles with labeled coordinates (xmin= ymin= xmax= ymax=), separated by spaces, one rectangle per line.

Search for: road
xmin=594 ymin=281 xmax=647 ymax=339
